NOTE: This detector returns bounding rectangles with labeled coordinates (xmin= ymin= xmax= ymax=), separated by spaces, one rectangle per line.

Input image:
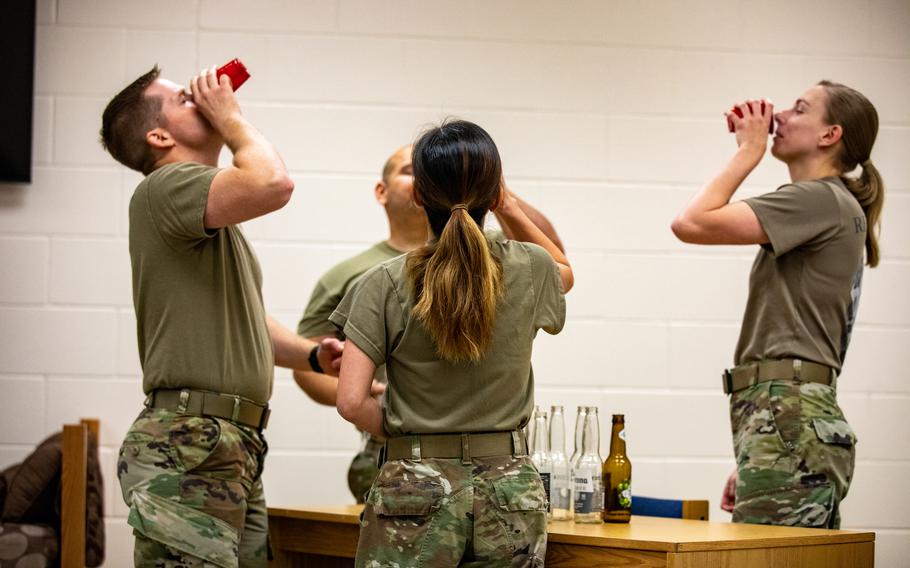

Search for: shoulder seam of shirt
xmin=143 ymin=168 xmax=184 ymax=256
xmin=382 ymin=262 xmax=409 ymax=332
xmin=515 ymin=241 xmax=538 ymax=306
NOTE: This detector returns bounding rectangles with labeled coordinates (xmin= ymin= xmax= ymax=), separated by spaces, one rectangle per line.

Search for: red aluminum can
xmin=727 ymin=101 xmax=774 ymax=134
xmin=216 ymin=58 xmax=250 ymax=91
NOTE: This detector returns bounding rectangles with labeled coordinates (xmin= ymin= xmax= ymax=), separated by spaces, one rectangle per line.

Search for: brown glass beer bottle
xmin=602 ymin=414 xmax=632 ymax=523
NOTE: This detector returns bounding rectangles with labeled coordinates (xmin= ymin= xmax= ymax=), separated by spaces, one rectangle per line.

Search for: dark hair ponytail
xmin=406 ymin=120 xmax=503 ymax=363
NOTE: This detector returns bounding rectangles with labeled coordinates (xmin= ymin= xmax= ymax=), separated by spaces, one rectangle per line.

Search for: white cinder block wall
xmin=1 ymin=0 xmax=908 ymax=565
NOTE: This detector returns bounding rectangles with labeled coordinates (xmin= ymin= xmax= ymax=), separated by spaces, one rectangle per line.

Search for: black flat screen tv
xmin=0 ymin=0 xmax=36 ymax=183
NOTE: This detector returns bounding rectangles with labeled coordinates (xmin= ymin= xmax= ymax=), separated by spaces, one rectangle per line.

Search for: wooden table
xmin=268 ymin=505 xmax=874 ymax=567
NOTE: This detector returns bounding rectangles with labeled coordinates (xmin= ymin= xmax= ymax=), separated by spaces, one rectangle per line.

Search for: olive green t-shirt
xmin=329 ymin=231 xmax=566 ymax=435
xmin=129 ymin=162 xmax=273 ymax=403
xmin=736 ymin=177 xmax=866 ymax=372
xmin=297 ymin=241 xmax=405 ymax=339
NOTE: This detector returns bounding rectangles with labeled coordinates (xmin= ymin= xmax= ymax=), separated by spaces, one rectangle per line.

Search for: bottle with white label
xmin=549 ymin=405 xmax=572 ymax=521
xmin=573 ymin=406 xmax=603 ymax=523
xmin=530 ymin=409 xmax=552 ymax=519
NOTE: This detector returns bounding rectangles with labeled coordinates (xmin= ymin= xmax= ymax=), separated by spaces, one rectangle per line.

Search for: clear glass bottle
xmin=548 ymin=405 xmax=572 ymax=521
xmin=569 ymin=406 xmax=587 ymax=468
xmin=603 ymin=414 xmax=632 ymax=523
xmin=527 ymin=405 xmax=541 ymax=455
xmin=573 ymin=406 xmax=603 ymax=523
xmin=530 ymin=410 xmax=552 ymax=519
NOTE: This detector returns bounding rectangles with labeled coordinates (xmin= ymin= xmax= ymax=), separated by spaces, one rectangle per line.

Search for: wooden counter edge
xmin=268 ymin=507 xmax=876 ymax=555
xmin=269 ymin=507 xmax=361 ymax=526
xmin=675 ymin=530 xmax=875 ymax=552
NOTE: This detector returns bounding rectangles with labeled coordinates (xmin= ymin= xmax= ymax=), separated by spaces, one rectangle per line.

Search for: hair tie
xmin=450 ymin=204 xmax=468 ymax=213
xmin=862 ymin=159 xmax=873 ymax=168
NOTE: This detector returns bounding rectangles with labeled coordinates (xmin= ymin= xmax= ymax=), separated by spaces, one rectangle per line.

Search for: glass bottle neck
xmin=573 ymin=409 xmax=587 ymax=454
xmin=609 ymin=421 xmax=626 ymax=456
xmin=550 ymin=411 xmax=566 ymax=453
xmin=533 ymin=414 xmax=549 ymax=453
xmin=582 ymin=411 xmax=600 ymax=455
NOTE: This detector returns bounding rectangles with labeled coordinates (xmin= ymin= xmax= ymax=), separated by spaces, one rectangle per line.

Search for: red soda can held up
xmin=727 ymin=100 xmax=774 ymax=135
xmin=216 ymin=58 xmax=250 ymax=91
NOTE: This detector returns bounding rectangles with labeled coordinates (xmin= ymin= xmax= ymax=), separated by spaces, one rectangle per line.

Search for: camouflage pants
xmin=730 ymin=380 xmax=857 ymax=528
xmin=357 ymin=455 xmax=548 ymax=567
xmin=348 ymin=434 xmax=384 ymax=504
xmin=118 ymin=407 xmax=269 ymax=568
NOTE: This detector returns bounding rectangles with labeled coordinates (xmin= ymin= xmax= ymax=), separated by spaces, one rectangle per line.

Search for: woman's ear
xmin=819 ymin=124 xmax=843 ymax=149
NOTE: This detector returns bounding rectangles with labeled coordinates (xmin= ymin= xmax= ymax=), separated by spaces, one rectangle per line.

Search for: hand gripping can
xmin=216 ymin=58 xmax=250 ymax=91
xmin=727 ymin=100 xmax=774 ymax=134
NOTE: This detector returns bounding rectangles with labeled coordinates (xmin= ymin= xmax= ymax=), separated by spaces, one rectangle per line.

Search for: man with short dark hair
xmin=102 ymin=65 xmax=341 ymax=567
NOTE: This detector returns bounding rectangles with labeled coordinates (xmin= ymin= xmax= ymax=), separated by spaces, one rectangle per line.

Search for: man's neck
xmin=153 ymin=147 xmax=221 ymax=171
xmin=386 ymin=221 xmax=428 ymax=252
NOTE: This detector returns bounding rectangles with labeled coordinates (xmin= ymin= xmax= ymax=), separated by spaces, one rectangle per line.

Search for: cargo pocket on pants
xmin=492 ymin=472 xmax=548 ymax=566
xmin=128 ymin=485 xmax=239 ymax=568
xmin=492 ymin=473 xmax=549 ymax=512
xmin=733 ymin=480 xmax=835 ymax=528
xmin=812 ymin=417 xmax=857 ymax=448
xmin=373 ymin=478 xmax=444 ymax=517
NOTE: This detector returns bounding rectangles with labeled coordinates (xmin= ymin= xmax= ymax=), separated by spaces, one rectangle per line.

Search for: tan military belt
xmin=146 ymin=388 xmax=270 ymax=430
xmin=385 ymin=431 xmax=527 ymax=464
xmin=723 ymin=358 xmax=836 ymax=395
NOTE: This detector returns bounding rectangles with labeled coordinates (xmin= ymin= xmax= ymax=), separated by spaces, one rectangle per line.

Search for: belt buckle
xmin=722 ymin=369 xmax=734 ymax=395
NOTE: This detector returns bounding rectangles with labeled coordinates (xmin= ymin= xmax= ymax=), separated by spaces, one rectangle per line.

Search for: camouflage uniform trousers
xmin=357 ymin=455 xmax=548 ymax=567
xmin=348 ymin=434 xmax=385 ymax=504
xmin=117 ymin=407 xmax=269 ymax=568
xmin=730 ymin=379 xmax=857 ymax=529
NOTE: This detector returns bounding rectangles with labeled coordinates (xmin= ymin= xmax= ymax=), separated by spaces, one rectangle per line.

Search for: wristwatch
xmin=308 ymin=345 xmax=324 ymax=374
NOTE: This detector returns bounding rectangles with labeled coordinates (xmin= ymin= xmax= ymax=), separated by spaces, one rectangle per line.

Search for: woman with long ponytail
xmin=333 ymin=119 xmax=572 ymax=566
xmin=672 ymin=81 xmax=884 ymax=529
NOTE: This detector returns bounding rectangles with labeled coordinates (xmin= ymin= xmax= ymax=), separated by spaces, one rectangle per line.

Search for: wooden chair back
xmin=61 ymin=418 xmax=99 ymax=568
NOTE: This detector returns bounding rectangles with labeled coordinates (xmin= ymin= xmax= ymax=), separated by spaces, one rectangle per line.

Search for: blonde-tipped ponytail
xmin=408 ymin=207 xmax=502 ymax=362
xmin=407 ymin=120 xmax=504 ymax=363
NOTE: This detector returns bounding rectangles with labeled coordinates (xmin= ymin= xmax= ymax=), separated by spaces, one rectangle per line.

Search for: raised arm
xmin=671 ymin=100 xmax=771 ymax=245
xmin=494 ymin=190 xmax=565 ymax=252
xmin=494 ymin=181 xmax=573 ymax=292
xmin=189 ymin=67 xmax=294 ymax=229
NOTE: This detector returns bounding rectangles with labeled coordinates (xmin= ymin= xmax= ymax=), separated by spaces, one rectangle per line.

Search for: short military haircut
xmin=100 ymin=65 xmax=163 ymax=175
xmin=381 ymin=145 xmax=410 ymax=184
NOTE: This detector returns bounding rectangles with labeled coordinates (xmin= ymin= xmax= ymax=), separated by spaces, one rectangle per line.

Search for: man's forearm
xmin=293 ymin=370 xmax=338 ymax=406
xmin=221 ymin=115 xmax=291 ymax=189
xmin=267 ymin=316 xmax=316 ymax=370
